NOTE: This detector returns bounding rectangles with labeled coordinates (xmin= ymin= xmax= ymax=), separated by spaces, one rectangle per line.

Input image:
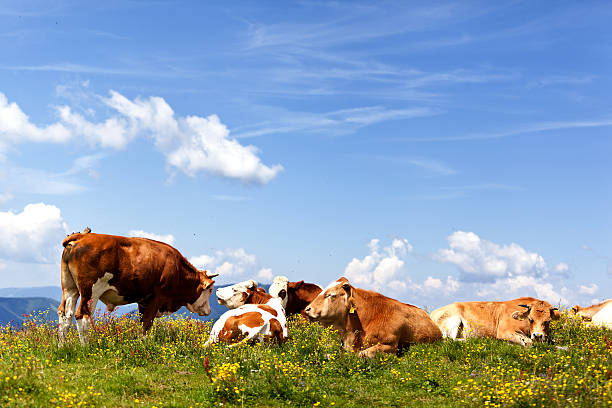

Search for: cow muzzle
xmin=303 ymin=306 xmax=319 ymax=321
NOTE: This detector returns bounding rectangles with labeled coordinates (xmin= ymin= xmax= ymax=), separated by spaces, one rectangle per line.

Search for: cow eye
xmin=325 ymin=293 xmax=336 ymax=299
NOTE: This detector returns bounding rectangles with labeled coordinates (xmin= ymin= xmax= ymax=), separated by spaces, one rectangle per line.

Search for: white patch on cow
xmin=204 ymin=297 xmax=287 ymax=346
xmin=269 ymin=276 xmax=289 ymax=309
xmin=76 ymin=315 xmax=91 ymax=345
xmin=216 ymin=279 xmax=257 ymax=309
xmin=591 ymin=303 xmax=612 ymax=329
xmin=58 ymin=288 xmax=79 ymax=346
xmin=92 ymin=272 xmax=126 ymax=311
xmin=186 ymin=286 xmax=213 ymax=316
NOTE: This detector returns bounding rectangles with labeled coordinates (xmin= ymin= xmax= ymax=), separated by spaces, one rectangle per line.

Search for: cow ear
xmin=512 ymin=310 xmax=528 ymax=320
xmin=342 ymin=282 xmax=351 ymax=291
xmin=295 ymin=280 xmax=304 ymax=289
xmin=203 ymin=281 xmax=213 ymax=289
xmin=550 ymin=307 xmax=561 ymax=320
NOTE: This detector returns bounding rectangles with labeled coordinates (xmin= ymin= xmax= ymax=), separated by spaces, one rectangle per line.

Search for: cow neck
xmin=178 ymin=258 xmax=203 ymax=305
xmin=246 ymin=289 xmax=272 ymax=305
xmin=337 ymin=289 xmax=370 ymax=352
xmin=287 ymin=283 xmax=321 ymax=315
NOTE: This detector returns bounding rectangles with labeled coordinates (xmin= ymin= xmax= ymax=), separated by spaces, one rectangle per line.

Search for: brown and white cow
xmin=269 ymin=276 xmax=322 ymax=317
xmin=204 ymin=282 xmax=287 ymax=346
xmin=572 ymin=299 xmax=612 ymax=329
xmin=430 ymin=297 xmax=561 ymax=346
xmin=58 ymin=231 xmax=217 ymax=345
xmin=304 ymin=277 xmax=442 ymax=358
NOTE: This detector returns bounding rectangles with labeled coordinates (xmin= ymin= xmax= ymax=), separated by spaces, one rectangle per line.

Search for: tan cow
xmin=430 ymin=297 xmax=560 ymax=346
xmin=58 ymin=231 xmax=217 ymax=345
xmin=304 ymin=277 xmax=442 ymax=358
xmin=572 ymin=299 xmax=612 ymax=329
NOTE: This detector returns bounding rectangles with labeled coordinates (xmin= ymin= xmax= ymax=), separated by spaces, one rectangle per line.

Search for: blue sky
xmin=0 ymin=1 xmax=610 ymax=309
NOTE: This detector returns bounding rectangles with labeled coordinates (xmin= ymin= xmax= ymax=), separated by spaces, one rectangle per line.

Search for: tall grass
xmin=0 ymin=308 xmax=610 ymax=407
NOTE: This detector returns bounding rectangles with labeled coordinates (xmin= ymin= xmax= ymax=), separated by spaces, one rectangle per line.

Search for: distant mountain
xmin=0 ymin=286 xmax=62 ymax=301
xmin=0 ymin=297 xmax=60 ymax=326
xmin=0 ymin=283 xmax=271 ymax=324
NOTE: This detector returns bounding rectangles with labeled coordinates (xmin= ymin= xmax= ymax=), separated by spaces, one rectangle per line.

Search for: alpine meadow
xmin=0 ymin=309 xmax=610 ymax=407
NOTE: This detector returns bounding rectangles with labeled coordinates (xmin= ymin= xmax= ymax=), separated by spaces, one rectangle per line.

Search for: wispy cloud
xmin=211 ymin=195 xmax=250 ymax=202
xmin=387 ymin=119 xmax=612 ymax=142
xmin=0 ymin=63 xmax=198 ymax=78
xmin=233 ymin=105 xmax=443 ymax=138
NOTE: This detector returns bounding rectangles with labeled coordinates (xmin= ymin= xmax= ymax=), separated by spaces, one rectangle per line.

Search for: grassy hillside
xmin=0 ymin=309 xmax=610 ymax=407
xmin=0 ymin=297 xmax=59 ymax=326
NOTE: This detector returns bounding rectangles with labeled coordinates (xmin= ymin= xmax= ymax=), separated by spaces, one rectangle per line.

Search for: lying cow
xmin=205 ymin=281 xmax=287 ymax=346
xmin=430 ymin=297 xmax=560 ymax=346
xmin=572 ymin=299 xmax=612 ymax=329
xmin=269 ymin=276 xmax=322 ymax=316
xmin=58 ymin=231 xmax=217 ymax=345
xmin=304 ymin=277 xmax=442 ymax=358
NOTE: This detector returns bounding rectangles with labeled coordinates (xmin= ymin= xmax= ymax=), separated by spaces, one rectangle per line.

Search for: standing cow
xmin=430 ymin=297 xmax=560 ymax=346
xmin=268 ymin=276 xmax=322 ymax=316
xmin=304 ymin=277 xmax=442 ymax=358
xmin=58 ymin=231 xmax=217 ymax=345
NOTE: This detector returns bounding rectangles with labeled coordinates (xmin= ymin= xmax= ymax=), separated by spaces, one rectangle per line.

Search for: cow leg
xmin=57 ymin=286 xmax=79 ymax=346
xmin=499 ymin=331 xmax=532 ymax=347
xmin=138 ymin=299 xmax=160 ymax=334
xmin=75 ymin=294 xmax=96 ymax=346
xmin=358 ymin=343 xmax=398 ymax=358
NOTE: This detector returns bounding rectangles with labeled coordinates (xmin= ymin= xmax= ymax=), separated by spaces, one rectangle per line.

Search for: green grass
xmin=0 ymin=309 xmax=610 ymax=407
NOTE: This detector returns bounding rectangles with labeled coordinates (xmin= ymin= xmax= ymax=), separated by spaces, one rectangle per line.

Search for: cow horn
xmin=518 ymin=304 xmax=530 ymax=310
xmin=207 ymin=272 xmax=219 ymax=278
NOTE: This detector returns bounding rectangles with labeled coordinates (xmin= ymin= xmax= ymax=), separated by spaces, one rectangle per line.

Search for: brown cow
xmin=304 ymin=277 xmax=442 ymax=358
xmin=58 ymin=231 xmax=217 ymax=345
xmin=204 ymin=282 xmax=287 ymax=346
xmin=430 ymin=297 xmax=561 ymax=346
xmin=572 ymin=299 xmax=612 ymax=329
xmin=268 ymin=276 xmax=322 ymax=316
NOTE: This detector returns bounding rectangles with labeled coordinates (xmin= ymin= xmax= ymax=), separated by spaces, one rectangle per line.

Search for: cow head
xmin=511 ymin=301 xmax=560 ymax=342
xmin=571 ymin=305 xmax=592 ymax=321
xmin=304 ymin=277 xmax=356 ymax=324
xmin=216 ymin=279 xmax=258 ymax=309
xmin=269 ymin=276 xmax=289 ymax=309
xmin=186 ymin=270 xmax=216 ymax=316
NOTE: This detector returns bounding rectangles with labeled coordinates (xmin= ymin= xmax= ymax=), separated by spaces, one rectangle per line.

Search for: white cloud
xmin=437 ymin=231 xmax=547 ymax=282
xmin=423 ymin=276 xmax=442 ymax=289
xmin=0 ymin=192 xmax=13 ymax=204
xmin=579 ymin=284 xmax=598 ymax=295
xmin=0 ymin=203 xmax=68 ymax=263
xmin=127 ymin=230 xmax=175 ymax=245
xmin=190 ymin=247 xmax=267 ymax=283
xmin=434 ymin=231 xmax=576 ymax=305
xmin=345 ymin=238 xmax=414 ymax=291
xmin=0 ymin=90 xmax=283 ymax=184
xmin=257 ymin=268 xmax=273 ymax=282
xmin=0 ymin=92 xmax=70 ymax=154
xmin=475 ymin=275 xmax=567 ymax=305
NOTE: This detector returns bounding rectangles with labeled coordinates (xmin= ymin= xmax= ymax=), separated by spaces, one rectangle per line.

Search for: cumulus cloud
xmin=435 ymin=231 xmax=572 ymax=304
xmin=345 ymin=238 xmax=413 ymax=290
xmin=423 ymin=276 xmax=442 ymax=289
xmin=190 ymin=248 xmax=268 ymax=283
xmin=437 ymin=231 xmax=547 ymax=282
xmin=0 ymin=203 xmax=68 ymax=263
xmin=127 ymin=230 xmax=175 ymax=245
xmin=0 ymin=90 xmax=282 ymax=184
xmin=257 ymin=268 xmax=274 ymax=282
xmin=579 ymin=284 xmax=598 ymax=295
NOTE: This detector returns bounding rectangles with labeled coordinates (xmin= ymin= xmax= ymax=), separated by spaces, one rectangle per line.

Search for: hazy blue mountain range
xmin=0 ymin=283 xmax=270 ymax=326
xmin=0 ymin=297 xmax=60 ymax=326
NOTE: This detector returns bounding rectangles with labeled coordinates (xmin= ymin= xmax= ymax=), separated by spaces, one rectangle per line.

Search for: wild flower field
xmin=0 ymin=309 xmax=610 ymax=407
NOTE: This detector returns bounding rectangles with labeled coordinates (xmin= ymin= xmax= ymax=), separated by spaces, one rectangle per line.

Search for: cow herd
xmin=57 ymin=231 xmax=611 ymax=357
